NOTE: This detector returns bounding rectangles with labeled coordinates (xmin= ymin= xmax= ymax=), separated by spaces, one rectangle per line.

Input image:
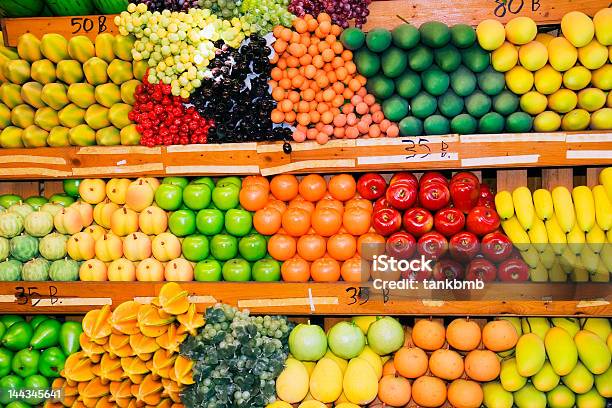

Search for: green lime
xmin=382 ymin=47 xmax=408 ymax=78
xmin=366 ymin=75 xmax=395 ymax=99
xmin=382 ymin=95 xmax=409 ymax=121
xmin=450 ymin=65 xmax=477 ymax=97
xmin=395 ymin=70 xmax=421 ymax=99
xmin=438 ymin=89 xmax=465 ymax=118
xmin=62 ymin=179 xmax=81 ymax=197
xmin=424 ymin=115 xmax=450 ymax=135
xmin=408 ymin=45 xmax=434 ymax=72
xmin=451 ymin=114 xmax=478 ymax=134
xmin=399 ymin=116 xmax=423 ymax=136
xmin=506 ymin=112 xmax=533 ymax=132
xmin=434 ymin=44 xmax=462 ymax=72
xmin=392 ymin=23 xmax=420 ymax=50
xmin=366 ymin=28 xmax=392 ymax=52
xmin=493 ymin=90 xmax=519 ymax=115
xmin=421 ymin=66 xmax=450 ymax=96
xmin=411 ymin=92 xmax=437 ymax=119
xmin=477 ymin=66 xmax=506 ymax=96
xmin=354 ymin=49 xmax=380 ymax=77
xmin=462 ymin=43 xmax=490 ymax=73
xmin=465 ymin=91 xmax=491 ymax=118
xmin=420 ymin=21 xmax=451 ymax=48
xmin=340 ymin=27 xmax=365 ymax=50
xmin=450 ymin=24 xmax=477 ymax=48
xmin=479 ymin=112 xmax=505 ymax=133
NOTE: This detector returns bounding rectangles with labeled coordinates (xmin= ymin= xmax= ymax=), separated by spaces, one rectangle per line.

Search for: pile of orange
xmin=239 ymin=174 xmax=385 ymax=282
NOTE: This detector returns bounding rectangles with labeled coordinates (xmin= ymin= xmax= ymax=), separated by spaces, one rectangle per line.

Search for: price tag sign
xmin=14 ymin=285 xmax=58 ymax=307
xmin=70 ymin=16 xmax=111 ymax=35
xmin=492 ymin=0 xmax=542 ymax=18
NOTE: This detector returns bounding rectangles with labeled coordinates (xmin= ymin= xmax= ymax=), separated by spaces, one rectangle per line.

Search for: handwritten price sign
xmin=15 ymin=285 xmax=58 ymax=306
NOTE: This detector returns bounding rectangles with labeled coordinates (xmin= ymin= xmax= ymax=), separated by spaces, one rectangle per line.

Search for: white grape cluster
xmin=115 ymin=3 xmax=220 ymax=97
xmin=241 ymin=0 xmax=295 ymax=34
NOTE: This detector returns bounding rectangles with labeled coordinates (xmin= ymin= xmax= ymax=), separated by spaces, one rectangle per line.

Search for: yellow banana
xmin=590 ymin=262 xmax=610 ymax=282
xmin=529 ymin=261 xmax=548 ymax=282
xmin=581 ymin=244 xmax=600 ymax=273
xmin=512 ymin=186 xmax=535 ymax=231
xmin=608 ymin=228 xmax=612 ymax=243
xmin=540 ymin=244 xmax=556 ymax=269
xmin=572 ymin=186 xmax=596 ymax=232
xmin=600 ymin=167 xmax=612 ymax=202
xmin=560 ymin=247 xmax=577 ymax=274
xmin=570 ymin=256 xmax=589 ymax=282
xmin=599 ymin=244 xmax=612 ymax=272
xmin=533 ymin=189 xmax=554 ymax=221
xmin=527 ymin=217 xmax=548 ymax=252
xmin=501 ymin=216 xmax=530 ymax=251
xmin=0 ymin=46 xmax=18 ymax=60
xmin=586 ymin=223 xmax=606 ymax=254
xmin=592 ymin=185 xmax=612 ymax=231
xmin=567 ymin=223 xmax=586 ymax=255
xmin=552 ymin=186 xmax=576 ymax=233
xmin=495 ymin=190 xmax=514 ymax=220
xmin=520 ymin=245 xmax=540 ymax=268
xmin=548 ymin=259 xmax=567 ymax=282
xmin=545 ymin=215 xmax=568 ymax=255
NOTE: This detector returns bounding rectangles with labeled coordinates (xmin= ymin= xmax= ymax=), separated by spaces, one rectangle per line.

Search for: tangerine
xmin=297 ymin=234 xmax=327 ymax=261
xmin=282 ymin=207 xmax=311 ymax=237
xmin=253 ymin=207 xmax=282 ymax=235
xmin=281 ymin=256 xmax=311 ymax=282
xmin=342 ymin=207 xmax=371 ymax=236
xmin=239 ymin=184 xmax=269 ymax=211
xmin=270 ymin=174 xmax=299 ymax=201
xmin=311 ymin=208 xmax=342 ymax=236
xmin=268 ymin=234 xmax=297 ymax=261
xmin=310 ymin=257 xmax=341 ymax=281
xmin=298 ymin=174 xmax=327 ymax=202
xmin=327 ymin=233 xmax=357 ymax=261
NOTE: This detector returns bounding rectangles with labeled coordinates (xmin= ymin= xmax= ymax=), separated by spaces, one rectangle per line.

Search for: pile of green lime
xmin=340 ymin=22 xmax=534 ymax=135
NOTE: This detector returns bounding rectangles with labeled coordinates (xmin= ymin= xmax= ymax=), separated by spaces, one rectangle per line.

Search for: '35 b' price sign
xmin=15 ymin=286 xmax=58 ymax=306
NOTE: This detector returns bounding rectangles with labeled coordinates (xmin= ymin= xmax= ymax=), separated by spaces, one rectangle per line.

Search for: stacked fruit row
xmin=271 ymin=316 xmax=611 ymax=408
xmin=0 ymin=316 xmax=82 ymax=408
xmin=0 ymin=32 xmax=143 ymax=149
xmin=477 ymin=10 xmax=611 ymax=131
xmin=496 ymin=167 xmax=612 ymax=282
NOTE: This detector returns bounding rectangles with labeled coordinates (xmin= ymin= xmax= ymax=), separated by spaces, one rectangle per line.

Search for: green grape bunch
xmin=180 ymin=304 xmax=294 ymax=408
xmin=199 ymin=0 xmax=295 ymax=35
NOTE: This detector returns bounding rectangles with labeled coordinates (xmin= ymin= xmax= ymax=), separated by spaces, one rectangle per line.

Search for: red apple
xmin=386 ymin=231 xmax=417 ymax=259
xmin=373 ymin=197 xmax=392 ymax=213
xmin=417 ymin=231 xmax=448 ymax=261
xmin=432 ymin=259 xmax=464 ymax=281
xmin=434 ymin=208 xmax=465 ymax=237
xmin=465 ymin=258 xmax=497 ymax=282
xmin=419 ymin=182 xmax=451 ymax=212
xmin=451 ymin=171 xmax=479 ymax=186
xmin=498 ymin=258 xmax=530 ymax=282
xmin=450 ymin=173 xmax=480 ymax=213
xmin=386 ymin=182 xmax=417 ymax=210
xmin=449 ymin=231 xmax=480 ymax=262
xmin=481 ymin=232 xmax=513 ymax=263
xmin=478 ymin=184 xmax=495 ymax=208
xmin=402 ymin=207 xmax=434 ymax=237
xmin=357 ymin=173 xmax=387 ymax=200
xmin=466 ymin=206 xmax=501 ymax=237
xmin=390 ymin=172 xmax=418 ymax=188
xmin=372 ymin=208 xmax=402 ymax=236
xmin=420 ymin=171 xmax=448 ymax=187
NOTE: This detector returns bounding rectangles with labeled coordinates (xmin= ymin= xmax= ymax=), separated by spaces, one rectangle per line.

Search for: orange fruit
xmin=281 ymin=256 xmax=311 ymax=282
xmin=328 ymin=174 xmax=356 ymax=201
xmin=253 ymin=207 xmax=282 ymax=235
xmin=298 ymin=174 xmax=327 ymax=202
xmin=342 ymin=207 xmax=371 ymax=236
xmin=242 ymin=176 xmax=270 ymax=189
xmin=270 ymin=174 xmax=299 ymax=201
xmin=310 ymin=257 xmax=341 ymax=281
xmin=239 ymin=184 xmax=269 ymax=211
xmin=327 ymin=233 xmax=357 ymax=261
xmin=297 ymin=234 xmax=327 ymax=261
xmin=288 ymin=196 xmax=315 ymax=213
xmin=267 ymin=234 xmax=296 ymax=261
xmin=281 ymin=207 xmax=311 ymax=237
xmin=341 ymin=256 xmax=368 ymax=282
xmin=311 ymin=208 xmax=342 ymax=237
xmin=357 ymin=232 xmax=385 ymax=259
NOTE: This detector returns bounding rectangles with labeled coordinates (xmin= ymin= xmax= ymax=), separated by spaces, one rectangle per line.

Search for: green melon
xmin=24 ymin=211 xmax=53 ymax=237
xmin=0 ymin=237 xmax=9 ymax=259
xmin=10 ymin=234 xmax=39 ymax=262
xmin=0 ymin=212 xmax=24 ymax=238
xmin=38 ymin=233 xmax=68 ymax=261
xmin=93 ymin=0 xmax=128 ymax=13
xmin=0 ymin=259 xmax=22 ymax=281
xmin=22 ymin=257 xmax=50 ymax=281
xmin=46 ymin=0 xmax=95 ymax=16
xmin=8 ymin=203 xmax=33 ymax=219
xmin=49 ymin=258 xmax=78 ymax=281
xmin=0 ymin=0 xmax=45 ymax=17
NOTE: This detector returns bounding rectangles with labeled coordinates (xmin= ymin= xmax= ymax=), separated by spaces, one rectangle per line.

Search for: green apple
xmin=11 ymin=349 xmax=39 ymax=378
xmin=162 ymin=177 xmax=189 ymax=189
xmin=225 ymin=209 xmax=252 ymax=237
xmin=168 ymin=209 xmax=196 ymax=237
xmin=0 ymin=375 xmax=24 ymax=405
xmin=210 ymin=234 xmax=238 ymax=261
xmin=183 ymin=184 xmax=211 ymax=211
xmin=181 ymin=234 xmax=209 ymax=262
xmin=212 ymin=184 xmax=240 ymax=211
xmin=196 ymin=209 xmax=224 ymax=236
xmin=22 ymin=374 xmax=49 ymax=405
xmin=252 ymin=259 xmax=281 ymax=282
xmin=191 ymin=177 xmax=215 ymax=191
xmin=62 ymin=179 xmax=81 ymax=197
xmin=155 ymin=183 xmax=183 ymax=211
xmin=216 ymin=176 xmax=242 ymax=188
xmin=49 ymin=193 xmax=75 ymax=207
xmin=24 ymin=196 xmax=48 ymax=210
xmin=0 ymin=194 xmax=21 ymax=209
xmin=238 ymin=234 xmax=267 ymax=261
xmin=222 ymin=258 xmax=251 ymax=281
xmin=194 ymin=259 xmax=222 ymax=281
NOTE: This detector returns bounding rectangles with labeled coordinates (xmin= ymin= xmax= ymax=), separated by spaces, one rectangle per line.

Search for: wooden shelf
xmin=1 ymin=281 xmax=610 ymax=316
xmin=0 ymin=132 xmax=610 ymax=180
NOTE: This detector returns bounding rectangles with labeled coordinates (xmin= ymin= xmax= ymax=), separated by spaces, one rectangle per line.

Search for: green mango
xmin=11 ymin=348 xmax=39 ymax=377
xmin=22 ymin=374 xmax=49 ymax=405
xmin=516 ymin=333 xmax=546 ymax=377
xmin=532 ymin=361 xmax=560 ymax=392
xmin=0 ymin=315 xmax=24 ymax=329
xmin=576 ymin=387 xmax=605 ymax=408
xmin=28 ymin=315 xmax=49 ymax=329
xmin=59 ymin=321 xmax=83 ymax=355
xmin=482 ymin=381 xmax=513 ymax=408
xmin=1 ymin=321 xmax=33 ymax=351
xmin=574 ymin=330 xmax=611 ymax=375
xmin=0 ymin=375 xmax=24 ymax=405
xmin=513 ymin=383 xmax=546 ymax=408
xmin=545 ymin=327 xmax=578 ymax=376
xmin=546 ymin=384 xmax=575 ymax=408
xmin=551 ymin=318 xmax=580 ymax=338
xmin=562 ymin=361 xmax=594 ymax=394
xmin=581 ymin=318 xmax=611 ymax=341
xmin=0 ymin=347 xmax=13 ymax=377
xmin=30 ymin=318 xmax=61 ymax=349
xmin=38 ymin=346 xmax=65 ymax=378
xmin=500 ymin=357 xmax=527 ymax=392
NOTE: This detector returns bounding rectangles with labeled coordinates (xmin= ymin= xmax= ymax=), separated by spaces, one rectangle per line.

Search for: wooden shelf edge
xmin=0 ymin=132 xmax=610 ymax=179
xmin=1 ymin=282 xmax=610 ymax=316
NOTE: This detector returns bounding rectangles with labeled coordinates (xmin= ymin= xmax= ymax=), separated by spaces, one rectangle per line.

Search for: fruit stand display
xmin=0 ymin=0 xmax=610 ymax=407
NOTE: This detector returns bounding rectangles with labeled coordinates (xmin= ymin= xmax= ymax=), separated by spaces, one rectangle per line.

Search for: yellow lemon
xmin=591 ymin=107 xmax=612 ymax=129
xmin=505 ymin=66 xmax=534 ymax=95
xmin=561 ymin=11 xmax=595 ymax=48
xmin=561 ymin=109 xmax=591 ymax=130
xmin=593 ymin=8 xmax=612 ymax=45
xmin=563 ymin=66 xmax=592 ymax=90
xmin=298 ymin=401 xmax=326 ymax=408
xmin=577 ymin=88 xmax=607 ymax=111
xmin=520 ymin=91 xmax=548 ymax=115
xmin=533 ymin=111 xmax=562 ymax=132
xmin=505 ymin=16 xmax=537 ymax=45
xmin=534 ymin=64 xmax=562 ymax=94
xmin=591 ymin=64 xmax=612 ymax=90
xmin=492 ymin=41 xmax=519 ymax=72
xmin=519 ymin=41 xmax=548 ymax=71
xmin=477 ymin=19 xmax=506 ymax=51
xmin=267 ymin=402 xmax=293 ymax=408
xmin=548 ymin=89 xmax=578 ymax=113
xmin=578 ymin=39 xmax=608 ymax=69
xmin=548 ymin=37 xmax=578 ymax=71
xmin=535 ymin=33 xmax=555 ymax=47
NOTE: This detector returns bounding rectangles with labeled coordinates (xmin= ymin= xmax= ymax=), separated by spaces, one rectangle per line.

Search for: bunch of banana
xmin=495 ymin=167 xmax=612 ymax=283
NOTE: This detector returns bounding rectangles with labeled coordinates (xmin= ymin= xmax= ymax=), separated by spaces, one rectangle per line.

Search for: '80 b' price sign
xmin=493 ymin=0 xmax=543 ymax=17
